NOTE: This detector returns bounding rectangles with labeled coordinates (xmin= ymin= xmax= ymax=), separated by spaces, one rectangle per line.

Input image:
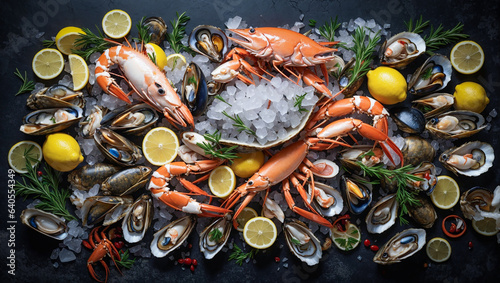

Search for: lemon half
xmin=55 ymin=26 xmax=84 ymax=55
xmin=68 ymin=54 xmax=89 ymax=91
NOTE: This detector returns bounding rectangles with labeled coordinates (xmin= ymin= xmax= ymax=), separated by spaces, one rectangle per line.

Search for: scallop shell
xmin=439 ymin=141 xmax=494 ymax=177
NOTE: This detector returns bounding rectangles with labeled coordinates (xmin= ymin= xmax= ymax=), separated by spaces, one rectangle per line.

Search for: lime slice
xmin=331 ymin=222 xmax=361 ymax=251
xmin=426 ymin=237 xmax=451 ymax=262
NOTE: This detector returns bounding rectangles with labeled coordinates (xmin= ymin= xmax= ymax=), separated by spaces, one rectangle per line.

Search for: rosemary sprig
xmin=135 ymin=16 xmax=151 ymax=45
xmin=74 ymin=27 xmax=112 ymax=60
xmin=167 ymin=12 xmax=192 ymax=54
xmin=222 ymin=111 xmax=256 ymax=137
xmin=14 ymin=68 xmax=35 ymax=96
xmin=293 ymin=93 xmax=308 ymax=113
xmin=396 ymin=183 xmax=420 ymax=225
xmin=116 ymin=249 xmax=135 ymax=269
xmin=215 ymin=95 xmax=232 ymax=106
xmin=423 ymin=22 xmax=469 ymax=52
xmin=308 ymin=19 xmax=317 ymax=28
xmin=345 ymin=27 xmax=380 ymax=88
xmin=228 ymin=244 xmax=258 ymax=265
xmin=318 ymin=16 xmax=341 ymax=42
xmin=42 ymin=39 xmax=56 ymax=48
xmin=208 ymin=228 xmax=223 ymax=242
xmin=405 ymin=15 xmax=430 ymax=34
xmin=196 ymin=131 xmax=239 ymax=161
xmin=14 ymin=147 xmax=75 ymax=221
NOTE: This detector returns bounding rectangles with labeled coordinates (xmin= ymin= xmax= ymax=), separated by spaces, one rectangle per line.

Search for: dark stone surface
xmin=1 ymin=0 xmax=499 ymax=282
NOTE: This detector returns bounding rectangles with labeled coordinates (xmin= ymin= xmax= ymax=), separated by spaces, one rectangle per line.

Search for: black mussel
xmin=144 ymin=17 xmax=168 ymax=45
xmin=181 ymin=63 xmax=208 ymax=116
xmin=391 ymin=107 xmax=426 ymax=134
xmin=189 ymin=25 xmax=228 ymax=62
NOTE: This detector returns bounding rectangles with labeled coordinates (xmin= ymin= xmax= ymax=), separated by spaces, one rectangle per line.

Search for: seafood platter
xmin=2 ymin=0 xmax=500 ymax=282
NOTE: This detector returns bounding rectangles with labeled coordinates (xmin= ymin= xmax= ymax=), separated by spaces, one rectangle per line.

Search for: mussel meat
xmin=390 ymin=107 xmax=426 ymax=134
xmin=81 ymin=195 xmax=133 ymax=226
xmin=102 ymin=103 xmax=158 ymax=135
xmin=307 ymin=181 xmax=343 ymax=217
xmin=122 ymin=194 xmax=153 ymax=243
xmin=412 ymin=93 xmax=455 ymax=118
xmin=151 ymin=215 xmax=196 ymax=258
xmin=373 ymin=228 xmax=426 ymax=264
xmin=426 ymin=110 xmax=486 ymax=139
xmin=408 ymin=54 xmax=452 ymax=96
xmin=101 ymin=166 xmax=152 ymax=196
xmin=27 ymin=84 xmax=85 ymax=109
xmin=20 ymin=106 xmax=83 ymax=135
xmin=94 ymin=127 xmax=143 ymax=166
xmin=68 ymin=163 xmax=121 ymax=191
xmin=199 ymin=214 xmax=232 ymax=259
xmin=380 ymin=32 xmax=426 ymax=68
xmin=342 ymin=175 xmax=372 ymax=215
xmin=20 ymin=208 xmax=68 ymax=240
xmin=189 ymin=25 xmax=228 ymax=62
xmin=181 ymin=63 xmax=208 ymax=116
xmin=365 ymin=194 xmax=399 ymax=234
xmin=439 ymin=141 xmax=494 ymax=177
xmin=284 ymin=219 xmax=322 ymax=266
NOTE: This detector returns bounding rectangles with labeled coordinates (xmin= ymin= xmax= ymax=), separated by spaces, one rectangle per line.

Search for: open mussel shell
xmin=408 ymin=195 xmax=437 ymax=228
xmin=80 ymin=106 xmax=106 ymax=138
xmin=101 ymin=166 xmax=152 ymax=196
xmin=68 ymin=163 xmax=121 ymax=191
xmin=122 ymin=195 xmax=153 ymax=243
xmin=342 ymin=175 xmax=372 ymax=215
xmin=102 ymin=103 xmax=158 ymax=135
xmin=199 ymin=214 xmax=232 ymax=259
xmin=94 ymin=127 xmax=143 ymax=166
xmin=284 ymin=219 xmax=322 ymax=266
xmin=189 ymin=25 xmax=228 ymax=62
xmin=373 ymin=228 xmax=426 ymax=265
xmin=144 ymin=17 xmax=168 ymax=45
xmin=338 ymin=58 xmax=364 ymax=97
xmin=439 ymin=141 xmax=494 ymax=177
xmin=81 ymin=195 xmax=133 ymax=226
xmin=20 ymin=106 xmax=83 ymax=135
xmin=27 ymin=85 xmax=85 ymax=110
xmin=412 ymin=93 xmax=454 ymax=119
xmin=426 ymin=110 xmax=486 ymax=139
xmin=390 ymin=107 xmax=426 ymax=134
xmin=307 ymin=182 xmax=343 ymax=217
xmin=366 ymin=194 xmax=398 ymax=234
xmin=408 ymin=54 xmax=452 ymax=96
xmin=20 ymin=208 xmax=68 ymax=240
xmin=181 ymin=63 xmax=208 ymax=116
xmin=401 ymin=136 xmax=436 ymax=166
xmin=380 ymin=32 xmax=426 ymax=68
xmin=151 ymin=215 xmax=196 ymax=258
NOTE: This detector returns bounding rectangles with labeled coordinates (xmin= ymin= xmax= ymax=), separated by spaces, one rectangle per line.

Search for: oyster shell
xmin=262 ymin=197 xmax=285 ymax=222
xmin=102 ymin=103 xmax=158 ymax=135
xmin=342 ymin=175 xmax=372 ymax=215
xmin=408 ymin=195 xmax=437 ymax=228
xmin=94 ymin=127 xmax=143 ymax=166
xmin=307 ymin=182 xmax=343 ymax=217
xmin=27 ymin=84 xmax=85 ymax=109
xmin=68 ymin=163 xmax=121 ymax=191
xmin=373 ymin=228 xmax=426 ymax=265
xmin=413 ymin=93 xmax=454 ymax=119
xmin=390 ymin=107 xmax=426 ymax=134
xmin=181 ymin=63 xmax=208 ymax=116
xmin=439 ymin=141 xmax=494 ymax=177
xmin=408 ymin=54 xmax=452 ymax=96
xmin=401 ymin=136 xmax=436 ymax=166
xmin=151 ymin=215 xmax=196 ymax=258
xmin=338 ymin=145 xmax=384 ymax=172
xmin=20 ymin=106 xmax=83 ymax=135
xmin=189 ymin=25 xmax=228 ymax=62
xmin=199 ymin=214 xmax=232 ymax=259
xmin=380 ymin=32 xmax=426 ymax=68
xmin=81 ymin=195 xmax=133 ymax=226
xmin=20 ymin=208 xmax=68 ymax=240
xmin=284 ymin=219 xmax=322 ymax=266
xmin=143 ymin=17 xmax=168 ymax=45
xmin=365 ymin=194 xmax=398 ymax=234
xmin=122 ymin=195 xmax=153 ymax=243
xmin=338 ymin=58 xmax=364 ymax=97
xmin=101 ymin=166 xmax=152 ymax=196
xmin=426 ymin=110 xmax=486 ymax=139
xmin=460 ymin=186 xmax=500 ymax=228
xmin=80 ymin=106 xmax=106 ymax=137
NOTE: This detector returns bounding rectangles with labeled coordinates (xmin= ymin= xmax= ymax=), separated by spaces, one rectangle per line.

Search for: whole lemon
xmin=43 ymin=133 xmax=84 ymax=172
xmin=230 ymin=151 xmax=265 ymax=178
xmin=453 ymin=82 xmax=489 ymax=113
xmin=367 ymin=66 xmax=407 ymax=105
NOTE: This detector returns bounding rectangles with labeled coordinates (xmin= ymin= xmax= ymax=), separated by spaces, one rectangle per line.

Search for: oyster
xmin=20 ymin=106 xmax=83 ymax=135
xmin=338 ymin=145 xmax=384 ymax=172
xmin=408 ymin=54 xmax=452 ymax=96
xmin=413 ymin=93 xmax=455 ymax=118
xmin=408 ymin=195 xmax=437 ymax=228
xmin=143 ymin=17 xmax=168 ymax=45
xmin=365 ymin=194 xmax=398 ymax=234
xmin=102 ymin=103 xmax=158 ymax=135
xmin=181 ymin=131 xmax=213 ymax=157
xmin=189 ymin=25 xmax=228 ymax=62
xmin=122 ymin=195 xmax=153 ymax=243
xmin=80 ymin=106 xmax=106 ymax=137
xmin=439 ymin=141 xmax=494 ymax=177
xmin=390 ymin=107 xmax=426 ymax=134
xmin=407 ymin=162 xmax=438 ymax=194
xmin=284 ymin=219 xmax=322 ymax=266
xmin=342 ymin=175 xmax=372 ymax=215
xmin=68 ymin=163 xmax=121 ymax=191
xmin=199 ymin=214 xmax=232 ymax=259
xmin=27 ymin=84 xmax=85 ymax=109
xmin=181 ymin=63 xmax=208 ymax=116
xmin=81 ymin=195 xmax=133 ymax=226
xmin=307 ymin=182 xmax=343 ymax=217
xmin=20 ymin=208 xmax=68 ymax=240
xmin=380 ymin=32 xmax=426 ymax=68
xmin=401 ymin=136 xmax=436 ymax=166
xmin=373 ymin=228 xmax=426 ymax=265
xmin=101 ymin=166 xmax=152 ymax=196
xmin=94 ymin=127 xmax=143 ymax=166
xmin=460 ymin=186 xmax=500 ymax=229
xmin=262 ymin=197 xmax=285 ymax=222
xmin=325 ymin=55 xmax=345 ymax=78
xmin=151 ymin=215 xmax=196 ymax=258
xmin=312 ymin=159 xmax=339 ymax=178
xmin=426 ymin=110 xmax=486 ymax=139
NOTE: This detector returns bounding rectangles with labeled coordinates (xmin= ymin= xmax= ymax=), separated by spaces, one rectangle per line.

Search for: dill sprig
xmin=196 ymin=130 xmax=239 ymax=161
xmin=135 ymin=17 xmax=151 ymax=45
xmin=14 ymin=147 xmax=75 ymax=221
xmin=116 ymin=249 xmax=135 ymax=269
xmin=294 ymin=93 xmax=308 ymax=113
xmin=318 ymin=16 xmax=341 ymax=42
xmin=345 ymin=27 xmax=380 ymax=88
xmin=14 ymin=68 xmax=35 ymax=96
xmin=222 ymin=111 xmax=256 ymax=137
xmin=228 ymin=244 xmax=258 ymax=265
xmin=74 ymin=27 xmax=112 ymax=60
xmin=167 ymin=12 xmax=192 ymax=54
xmin=42 ymin=39 xmax=56 ymax=48
xmin=405 ymin=15 xmax=430 ymax=34
xmin=423 ymin=22 xmax=469 ymax=52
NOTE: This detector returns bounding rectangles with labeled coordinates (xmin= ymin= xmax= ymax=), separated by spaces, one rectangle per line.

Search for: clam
xmin=68 ymin=163 xmax=121 ymax=191
xmin=207 ymin=80 xmax=225 ymax=96
xmin=94 ymin=127 xmax=143 ymax=166
xmin=307 ymin=182 xmax=343 ymax=217
xmin=401 ymin=136 xmax=436 ymax=166
xmin=338 ymin=145 xmax=384 ymax=172
xmin=390 ymin=107 xmax=426 ymax=134
xmin=284 ymin=219 xmax=322 ymax=266
xmin=426 ymin=110 xmax=486 ymax=139
xmin=337 ymin=58 xmax=363 ymax=97
xmin=262 ymin=197 xmax=285 ymax=222
xmin=151 ymin=215 xmax=196 ymax=258
xmin=143 ymin=17 xmax=168 ymax=45
xmin=380 ymin=32 xmax=426 ymax=68
xmin=413 ymin=93 xmax=455 ymax=118
xmin=189 ymin=25 xmax=228 ymax=62
xmin=101 ymin=166 xmax=152 ymax=196
xmin=373 ymin=228 xmax=426 ymax=265
xmin=122 ymin=195 xmax=153 ymax=243
xmin=365 ymin=194 xmax=398 ymax=234
xmin=20 ymin=106 xmax=83 ymax=135
xmin=439 ymin=141 xmax=494 ymax=177
xmin=181 ymin=131 xmax=213 ymax=157
xmin=102 ymin=103 xmax=158 ymax=135
xmin=199 ymin=214 xmax=232 ymax=259
xmin=20 ymin=208 xmax=68 ymax=240
xmin=80 ymin=106 xmax=106 ymax=137
xmin=81 ymin=195 xmax=133 ymax=226
xmin=460 ymin=186 xmax=500 ymax=226
xmin=342 ymin=175 xmax=372 ymax=215
xmin=27 ymin=84 xmax=85 ymax=109
xmin=181 ymin=63 xmax=208 ymax=116
xmin=407 ymin=162 xmax=438 ymax=194
xmin=407 ymin=195 xmax=437 ymax=228
xmin=408 ymin=54 xmax=452 ymax=96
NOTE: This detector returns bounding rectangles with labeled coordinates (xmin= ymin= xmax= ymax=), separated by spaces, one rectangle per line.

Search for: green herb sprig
xmin=215 ymin=95 xmax=232 ymax=106
xmin=196 ymin=130 xmax=239 ymax=161
xmin=14 ymin=146 xmax=75 ymax=220
xmin=228 ymin=244 xmax=258 ymax=265
xmin=424 ymin=22 xmax=469 ymax=52
xmin=14 ymin=68 xmax=35 ymax=96
xmin=222 ymin=111 xmax=256 ymax=137
xmin=308 ymin=19 xmax=317 ymax=28
xmin=167 ymin=12 xmax=192 ymax=54
xmin=74 ymin=27 xmax=112 ymax=60
xmin=345 ymin=27 xmax=381 ymax=89
xmin=116 ymin=249 xmax=135 ymax=269
xmin=318 ymin=16 xmax=341 ymax=42
xmin=42 ymin=39 xmax=56 ymax=48
xmin=405 ymin=15 xmax=430 ymax=34
xmin=294 ymin=93 xmax=308 ymax=113
xmin=208 ymin=228 xmax=223 ymax=242
xmin=135 ymin=17 xmax=151 ymax=45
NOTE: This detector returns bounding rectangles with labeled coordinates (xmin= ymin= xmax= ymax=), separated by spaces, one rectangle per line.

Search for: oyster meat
xmin=20 ymin=106 xmax=83 ymax=135
xmin=307 ymin=181 xmax=343 ymax=217
xmin=199 ymin=214 xmax=232 ymax=259
xmin=151 ymin=216 xmax=196 ymax=258
xmin=380 ymin=32 xmax=426 ymax=68
xmin=460 ymin=186 xmax=500 ymax=231
xmin=439 ymin=141 xmax=494 ymax=177
xmin=373 ymin=228 xmax=426 ymax=265
xmin=122 ymin=195 xmax=153 ymax=243
xmin=20 ymin=208 xmax=68 ymax=240
xmin=102 ymin=103 xmax=158 ymax=135
xmin=426 ymin=110 xmax=486 ymax=139
xmin=365 ymin=194 xmax=398 ymax=234
xmin=27 ymin=84 xmax=85 ymax=109
xmin=413 ymin=93 xmax=455 ymax=118
xmin=284 ymin=219 xmax=322 ymax=266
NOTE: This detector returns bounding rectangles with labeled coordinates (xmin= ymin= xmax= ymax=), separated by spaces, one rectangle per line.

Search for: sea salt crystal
xmin=50 ymin=248 xmax=60 ymax=260
xmin=27 ymin=199 xmax=42 ymax=209
xmin=489 ymin=108 xmax=497 ymax=117
xmin=384 ymin=23 xmax=391 ymax=29
xmin=256 ymin=127 xmax=268 ymax=139
xmin=357 ymin=255 xmax=363 ymax=261
xmin=129 ymin=245 xmax=142 ymax=254
xmin=260 ymin=108 xmax=276 ymax=123
xmin=89 ymin=52 xmax=102 ymax=63
xmin=366 ymin=19 xmax=376 ymax=29
xmin=53 ymin=262 xmax=59 ymax=268
xmin=290 ymin=114 xmax=302 ymax=128
xmin=59 ymin=248 xmax=76 ymax=263
xmin=67 ymin=238 xmax=82 ymax=253
xmin=354 ymin=17 xmax=366 ymax=27
xmin=89 ymin=184 xmax=100 ymax=196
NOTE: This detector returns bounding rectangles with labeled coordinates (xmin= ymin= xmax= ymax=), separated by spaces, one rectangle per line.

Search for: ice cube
xmin=259 ymin=108 xmax=276 ymax=124
xmin=50 ymin=248 xmax=60 ymax=260
xmin=59 ymin=248 xmax=76 ymax=263
xmin=225 ymin=16 xmax=243 ymax=29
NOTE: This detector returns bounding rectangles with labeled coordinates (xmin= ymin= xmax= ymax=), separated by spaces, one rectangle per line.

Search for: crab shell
xmin=426 ymin=110 xmax=486 ymax=139
xmin=407 ymin=54 xmax=452 ymax=96
xmin=412 ymin=93 xmax=455 ymax=119
xmin=199 ymin=214 xmax=232 ymax=259
xmin=284 ymin=219 xmax=322 ymax=266
xmin=380 ymin=32 xmax=426 ymax=69
xmin=151 ymin=215 xmax=196 ymax=258
xmin=122 ymin=194 xmax=153 ymax=243
xmin=20 ymin=208 xmax=68 ymax=240
xmin=365 ymin=194 xmax=399 ymax=234
xmin=373 ymin=228 xmax=426 ymax=265
xmin=27 ymin=84 xmax=85 ymax=110
xmin=439 ymin=141 xmax=494 ymax=177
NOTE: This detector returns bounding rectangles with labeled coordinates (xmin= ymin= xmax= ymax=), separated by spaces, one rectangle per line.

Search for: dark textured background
xmin=1 ymin=0 xmax=499 ymax=282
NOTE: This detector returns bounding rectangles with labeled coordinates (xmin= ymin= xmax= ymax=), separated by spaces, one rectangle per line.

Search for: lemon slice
xmin=426 ymin=237 xmax=451 ymax=263
xmin=243 ymin=216 xmax=277 ymax=249
xmin=8 ymin=141 xmax=43 ymax=173
xmin=450 ymin=41 xmax=484 ymax=74
xmin=32 ymin=48 xmax=64 ymax=80
xmin=102 ymin=9 xmax=132 ymax=39
xmin=55 ymin=26 xmax=84 ymax=55
xmin=142 ymin=127 xmax=179 ymax=166
xmin=68 ymin=54 xmax=89 ymax=91
xmin=146 ymin=43 xmax=168 ymax=71
xmin=208 ymin=165 xmax=236 ymax=198
xmin=430 ymin=176 xmax=460 ymax=209
xmin=472 ymin=218 xmax=499 ymax=236
xmin=234 ymin=207 xmax=258 ymax=232
xmin=166 ymin=53 xmax=187 ymax=70
xmin=331 ymin=223 xmax=361 ymax=251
